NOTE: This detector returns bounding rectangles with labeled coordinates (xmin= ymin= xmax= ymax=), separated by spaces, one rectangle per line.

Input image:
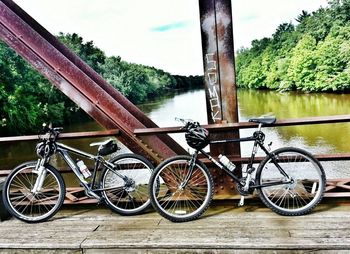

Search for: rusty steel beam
xmin=0 ymin=0 xmax=185 ymax=156
xmin=0 ymin=0 xmax=186 ymax=163
xmin=199 ymin=0 xmax=241 ymax=157
xmin=0 ymin=23 xmax=117 ymax=130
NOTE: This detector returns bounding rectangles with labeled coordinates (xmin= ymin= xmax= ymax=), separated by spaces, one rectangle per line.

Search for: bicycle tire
xmin=256 ymin=147 xmax=326 ymax=216
xmin=2 ymin=161 xmax=65 ymax=223
xmin=100 ymin=153 xmax=153 ymax=215
xmin=149 ymin=155 xmax=214 ymax=222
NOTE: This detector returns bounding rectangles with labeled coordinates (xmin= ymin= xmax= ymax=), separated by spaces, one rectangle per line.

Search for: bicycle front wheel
xmin=2 ymin=161 xmax=65 ymax=223
xmin=256 ymin=147 xmax=326 ymax=216
xmin=100 ymin=154 xmax=153 ymax=215
xmin=149 ymin=155 xmax=214 ymax=222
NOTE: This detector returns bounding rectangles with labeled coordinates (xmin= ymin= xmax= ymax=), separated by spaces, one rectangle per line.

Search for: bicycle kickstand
xmin=238 ymin=196 xmax=245 ymax=207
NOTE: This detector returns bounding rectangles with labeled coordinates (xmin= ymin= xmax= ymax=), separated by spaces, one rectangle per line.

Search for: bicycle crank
xmin=236 ymin=177 xmax=255 ymax=196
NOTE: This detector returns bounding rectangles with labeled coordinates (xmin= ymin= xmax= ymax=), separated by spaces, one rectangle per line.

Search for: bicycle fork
xmin=180 ymin=151 xmax=199 ymax=190
xmin=32 ymin=159 xmax=47 ymax=194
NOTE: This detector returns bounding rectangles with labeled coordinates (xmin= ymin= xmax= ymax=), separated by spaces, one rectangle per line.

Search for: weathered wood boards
xmin=0 ymin=200 xmax=349 ymax=253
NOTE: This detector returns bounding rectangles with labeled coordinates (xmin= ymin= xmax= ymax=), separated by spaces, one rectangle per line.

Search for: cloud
xmin=151 ymin=21 xmax=191 ymax=32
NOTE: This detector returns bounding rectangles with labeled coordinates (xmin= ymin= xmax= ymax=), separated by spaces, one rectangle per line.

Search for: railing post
xmin=199 ymin=0 xmax=240 ymax=158
xmin=199 ymin=0 xmax=241 ymax=196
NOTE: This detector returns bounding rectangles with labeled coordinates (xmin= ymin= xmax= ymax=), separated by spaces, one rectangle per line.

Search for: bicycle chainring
xmin=236 ymin=177 xmax=255 ymax=196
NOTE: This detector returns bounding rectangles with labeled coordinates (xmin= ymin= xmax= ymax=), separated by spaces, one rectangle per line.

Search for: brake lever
xmin=53 ymin=127 xmax=63 ymax=132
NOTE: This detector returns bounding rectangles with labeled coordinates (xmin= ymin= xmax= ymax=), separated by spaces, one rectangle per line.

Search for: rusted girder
xmin=199 ymin=0 xmax=241 ymax=196
xmin=199 ymin=0 xmax=240 ymax=151
xmin=199 ymin=0 xmax=241 ymax=157
xmin=0 ymin=0 xmax=187 ymax=163
xmin=199 ymin=0 xmax=240 ymax=157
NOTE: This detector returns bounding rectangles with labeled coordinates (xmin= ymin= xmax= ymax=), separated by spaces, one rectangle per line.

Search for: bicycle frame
xmin=35 ymin=142 xmax=126 ymax=198
xmin=187 ymin=124 xmax=292 ymax=189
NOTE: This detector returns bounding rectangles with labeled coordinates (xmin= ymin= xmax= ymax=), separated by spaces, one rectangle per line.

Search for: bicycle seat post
xmin=257 ymin=123 xmax=263 ymax=132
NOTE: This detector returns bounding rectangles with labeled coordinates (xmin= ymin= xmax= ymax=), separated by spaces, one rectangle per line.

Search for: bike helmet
xmin=185 ymin=125 xmax=209 ymax=150
xmin=35 ymin=141 xmax=57 ymax=158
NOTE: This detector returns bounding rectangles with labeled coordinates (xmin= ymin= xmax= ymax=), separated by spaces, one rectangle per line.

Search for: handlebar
xmin=40 ymin=124 xmax=63 ymax=141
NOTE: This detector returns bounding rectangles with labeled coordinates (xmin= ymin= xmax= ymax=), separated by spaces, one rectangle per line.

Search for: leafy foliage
xmin=236 ymin=0 xmax=350 ymax=92
xmin=0 ymin=33 xmax=203 ymax=135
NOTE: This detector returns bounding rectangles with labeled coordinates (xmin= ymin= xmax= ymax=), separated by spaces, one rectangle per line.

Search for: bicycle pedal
xmin=97 ymin=197 xmax=104 ymax=205
xmin=238 ymin=196 xmax=245 ymax=207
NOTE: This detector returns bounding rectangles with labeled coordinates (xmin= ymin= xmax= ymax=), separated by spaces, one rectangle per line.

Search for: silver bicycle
xmin=2 ymin=125 xmax=153 ymax=223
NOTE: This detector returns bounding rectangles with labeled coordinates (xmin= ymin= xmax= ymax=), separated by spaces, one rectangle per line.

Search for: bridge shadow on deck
xmin=0 ymin=199 xmax=349 ymax=253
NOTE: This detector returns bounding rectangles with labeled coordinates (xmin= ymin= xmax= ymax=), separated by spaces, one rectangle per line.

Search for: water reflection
xmin=238 ymin=90 xmax=350 ymax=153
xmin=138 ymin=89 xmax=207 ymax=127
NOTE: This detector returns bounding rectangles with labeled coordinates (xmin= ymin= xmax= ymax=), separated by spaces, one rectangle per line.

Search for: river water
xmin=1 ymin=89 xmax=350 ymax=178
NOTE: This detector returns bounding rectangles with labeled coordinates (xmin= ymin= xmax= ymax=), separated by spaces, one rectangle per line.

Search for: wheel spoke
xmin=102 ymin=156 xmax=152 ymax=214
xmin=151 ymin=157 xmax=213 ymax=222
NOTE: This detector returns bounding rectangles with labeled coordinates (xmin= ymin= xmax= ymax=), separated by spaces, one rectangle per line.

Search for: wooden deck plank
xmin=0 ymin=200 xmax=349 ymax=252
xmin=85 ymin=250 xmax=350 ymax=254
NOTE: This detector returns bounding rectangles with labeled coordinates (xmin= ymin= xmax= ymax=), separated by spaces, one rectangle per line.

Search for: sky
xmin=14 ymin=0 xmax=329 ymax=76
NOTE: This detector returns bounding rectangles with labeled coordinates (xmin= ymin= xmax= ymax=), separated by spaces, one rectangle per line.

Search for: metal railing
xmin=1 ymin=115 xmax=350 ymax=203
xmin=0 ymin=128 xmax=120 ymax=174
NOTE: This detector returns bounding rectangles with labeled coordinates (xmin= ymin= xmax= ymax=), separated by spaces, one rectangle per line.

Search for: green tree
xmin=287 ymin=35 xmax=317 ymax=91
xmin=236 ymin=0 xmax=350 ymax=93
xmin=57 ymin=33 xmax=106 ymax=73
xmin=295 ymin=10 xmax=310 ymax=23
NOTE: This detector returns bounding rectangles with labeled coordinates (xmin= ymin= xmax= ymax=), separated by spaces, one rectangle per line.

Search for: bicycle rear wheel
xmin=149 ymin=155 xmax=214 ymax=222
xmin=256 ymin=147 xmax=326 ymax=216
xmin=2 ymin=161 xmax=65 ymax=223
xmin=100 ymin=154 xmax=153 ymax=215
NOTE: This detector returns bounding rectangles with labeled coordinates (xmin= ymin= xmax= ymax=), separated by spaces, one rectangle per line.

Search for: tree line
xmin=236 ymin=0 xmax=350 ymax=92
xmin=0 ymin=33 xmax=203 ymax=135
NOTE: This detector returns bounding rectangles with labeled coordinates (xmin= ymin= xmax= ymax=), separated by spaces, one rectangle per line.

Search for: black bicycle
xmin=149 ymin=117 xmax=326 ymax=222
xmin=2 ymin=125 xmax=153 ymax=223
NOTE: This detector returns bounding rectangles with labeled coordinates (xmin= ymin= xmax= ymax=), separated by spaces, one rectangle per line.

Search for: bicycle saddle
xmin=90 ymin=139 xmax=114 ymax=147
xmin=249 ymin=117 xmax=276 ymax=125
xmin=90 ymin=139 xmax=119 ymax=156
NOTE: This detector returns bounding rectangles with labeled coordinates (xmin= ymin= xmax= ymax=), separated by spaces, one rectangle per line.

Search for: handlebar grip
xmin=175 ymin=117 xmax=200 ymax=131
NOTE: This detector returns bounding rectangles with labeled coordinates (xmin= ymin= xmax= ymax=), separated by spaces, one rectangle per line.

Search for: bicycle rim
xmin=151 ymin=157 xmax=212 ymax=222
xmin=257 ymin=148 xmax=325 ymax=215
xmin=4 ymin=163 xmax=64 ymax=222
xmin=102 ymin=155 xmax=152 ymax=214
